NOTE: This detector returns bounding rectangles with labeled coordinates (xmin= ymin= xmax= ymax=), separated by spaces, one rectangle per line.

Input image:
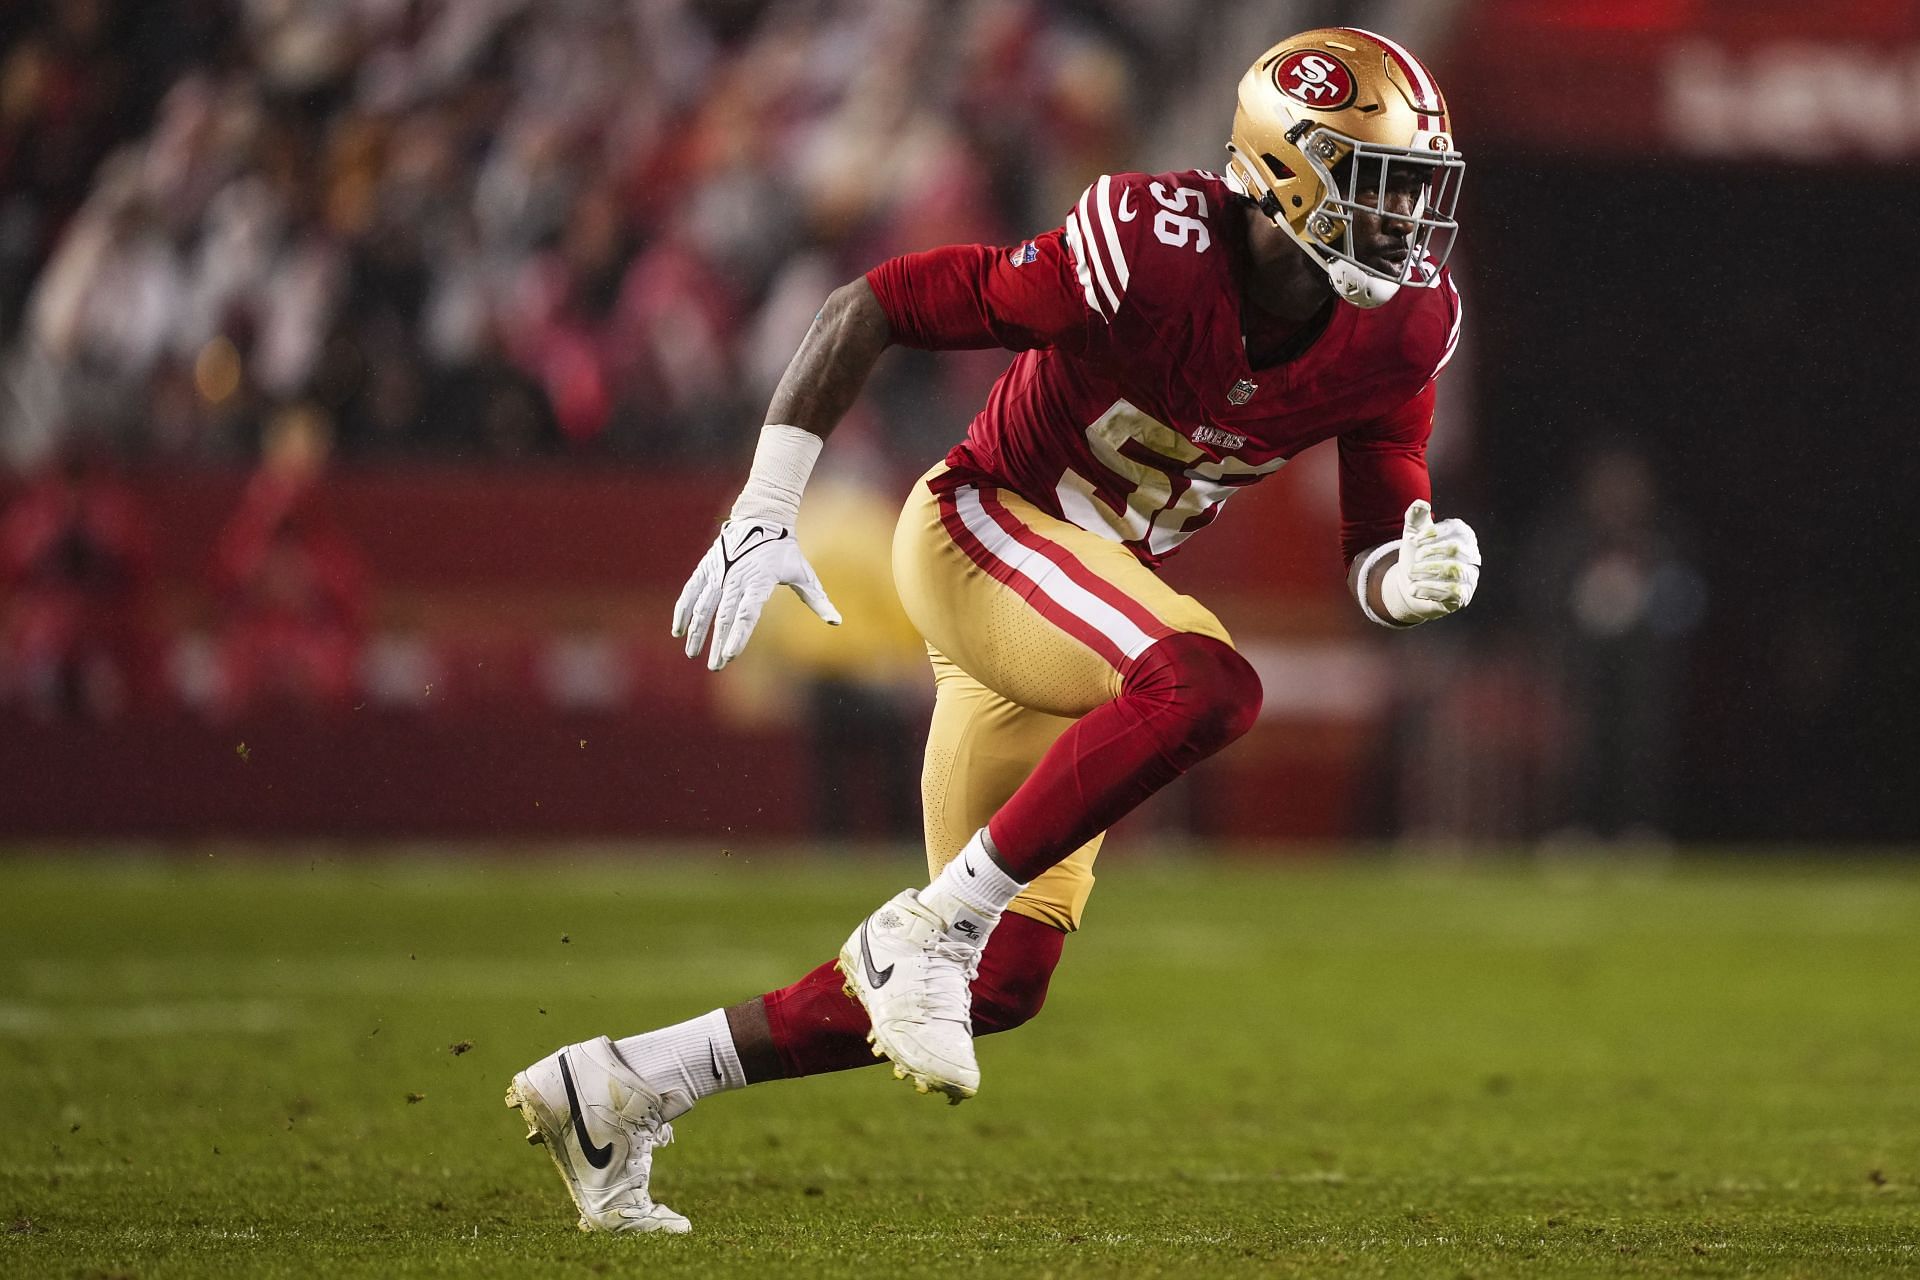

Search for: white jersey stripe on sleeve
xmin=1094 ymin=175 xmax=1131 ymax=293
xmin=1061 ymin=216 xmax=1106 ymax=317
xmin=1074 ymin=188 xmax=1122 ymax=315
xmin=1434 ymin=279 xmax=1463 ymax=376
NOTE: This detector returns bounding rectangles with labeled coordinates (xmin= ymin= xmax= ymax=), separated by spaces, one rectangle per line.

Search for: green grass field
xmin=3 ymin=848 xmax=1918 ymax=1278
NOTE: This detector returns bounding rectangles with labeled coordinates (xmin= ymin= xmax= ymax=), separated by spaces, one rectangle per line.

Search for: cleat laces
xmin=615 ymin=1115 xmax=673 ymax=1199
xmin=626 ymin=1119 xmax=671 ymax=1167
xmin=921 ymin=938 xmax=981 ymax=1027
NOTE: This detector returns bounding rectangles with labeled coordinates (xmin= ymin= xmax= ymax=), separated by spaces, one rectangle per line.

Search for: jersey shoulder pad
xmin=1060 ymin=170 xmax=1231 ymax=323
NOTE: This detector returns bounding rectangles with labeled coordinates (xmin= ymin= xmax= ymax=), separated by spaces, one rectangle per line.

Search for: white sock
xmin=613 ymin=1009 xmax=746 ymax=1104
xmin=917 ymin=828 xmax=1027 ymax=949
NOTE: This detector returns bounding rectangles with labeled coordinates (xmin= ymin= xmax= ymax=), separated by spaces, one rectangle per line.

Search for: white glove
xmin=671 ymin=519 xmax=841 ymax=671
xmin=1378 ymin=499 xmax=1481 ymax=624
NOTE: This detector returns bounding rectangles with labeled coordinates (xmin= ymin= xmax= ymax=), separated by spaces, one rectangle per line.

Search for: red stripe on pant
xmin=972 ymin=489 xmax=1176 ymax=653
xmin=936 ymin=488 xmax=1129 ymax=670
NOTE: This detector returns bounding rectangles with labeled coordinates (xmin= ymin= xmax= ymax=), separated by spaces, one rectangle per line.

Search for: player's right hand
xmin=671 ymin=520 xmax=841 ymax=671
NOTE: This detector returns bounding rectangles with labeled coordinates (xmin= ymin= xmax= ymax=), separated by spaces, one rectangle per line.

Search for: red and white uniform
xmin=865 ymin=169 xmax=1462 ymax=567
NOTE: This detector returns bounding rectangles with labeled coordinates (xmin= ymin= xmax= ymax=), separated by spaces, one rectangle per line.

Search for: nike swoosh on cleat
xmin=559 ymin=1053 xmax=616 ymax=1170
xmin=858 ymin=923 xmax=895 ymax=989
xmin=963 ymin=859 xmax=977 ymax=877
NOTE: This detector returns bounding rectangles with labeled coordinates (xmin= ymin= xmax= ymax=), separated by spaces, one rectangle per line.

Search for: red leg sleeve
xmin=988 ymin=633 xmax=1261 ymax=881
xmin=761 ymin=913 xmax=1067 ymax=1079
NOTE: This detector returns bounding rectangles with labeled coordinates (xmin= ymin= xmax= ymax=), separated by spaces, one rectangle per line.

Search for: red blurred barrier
xmin=0 ymin=707 xmax=803 ymax=839
xmin=0 ymin=464 xmax=1374 ymax=841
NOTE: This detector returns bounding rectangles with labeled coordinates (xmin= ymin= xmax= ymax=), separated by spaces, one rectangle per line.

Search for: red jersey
xmin=865 ymin=169 xmax=1462 ymax=566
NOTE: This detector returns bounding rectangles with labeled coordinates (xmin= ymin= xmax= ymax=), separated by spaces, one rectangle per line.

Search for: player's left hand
xmin=671 ymin=519 xmax=841 ymax=671
xmin=1381 ymin=499 xmax=1481 ymax=624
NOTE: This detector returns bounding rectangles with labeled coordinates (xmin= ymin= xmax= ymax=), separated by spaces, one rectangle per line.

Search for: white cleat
xmin=837 ymin=889 xmax=981 ymax=1104
xmin=505 ymin=1035 xmax=693 ymax=1234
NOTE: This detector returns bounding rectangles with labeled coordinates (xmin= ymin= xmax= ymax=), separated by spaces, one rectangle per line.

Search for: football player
xmin=508 ymin=27 xmax=1481 ymax=1233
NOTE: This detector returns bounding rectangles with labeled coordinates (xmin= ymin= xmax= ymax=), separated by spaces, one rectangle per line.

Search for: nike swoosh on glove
xmin=1380 ymin=499 xmax=1482 ymax=624
xmin=671 ymin=520 xmax=841 ymax=671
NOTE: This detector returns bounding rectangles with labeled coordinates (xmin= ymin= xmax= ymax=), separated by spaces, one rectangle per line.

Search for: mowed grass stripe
xmin=2 ymin=849 xmax=1916 ymax=1278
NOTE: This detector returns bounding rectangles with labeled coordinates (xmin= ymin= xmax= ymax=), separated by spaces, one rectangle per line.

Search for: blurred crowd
xmin=3 ymin=0 xmax=1714 ymax=845
xmin=0 ymin=0 xmax=1291 ymax=781
xmin=0 ymin=0 xmax=1233 ymax=469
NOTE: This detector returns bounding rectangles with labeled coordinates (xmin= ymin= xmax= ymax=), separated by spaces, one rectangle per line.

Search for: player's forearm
xmin=679 ymin=285 xmax=875 ymax=669
xmin=764 ymin=278 xmax=892 ymax=443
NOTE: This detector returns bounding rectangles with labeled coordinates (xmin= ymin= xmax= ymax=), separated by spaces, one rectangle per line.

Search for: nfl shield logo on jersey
xmin=1009 ymin=241 xmax=1039 ymax=267
xmin=1227 ymin=378 xmax=1258 ymax=405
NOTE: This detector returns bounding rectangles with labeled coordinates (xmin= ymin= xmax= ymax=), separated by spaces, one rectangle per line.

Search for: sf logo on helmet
xmin=1273 ymin=50 xmax=1356 ymax=110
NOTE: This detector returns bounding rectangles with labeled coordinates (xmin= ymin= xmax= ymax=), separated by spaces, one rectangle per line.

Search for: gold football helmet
xmin=1224 ymin=27 xmax=1464 ymax=309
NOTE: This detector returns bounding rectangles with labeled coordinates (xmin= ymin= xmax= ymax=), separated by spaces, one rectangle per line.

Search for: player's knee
xmin=1146 ymin=632 xmax=1262 ymax=754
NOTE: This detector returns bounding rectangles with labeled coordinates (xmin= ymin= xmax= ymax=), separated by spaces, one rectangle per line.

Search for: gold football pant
xmin=891 ymin=468 xmax=1233 ymax=932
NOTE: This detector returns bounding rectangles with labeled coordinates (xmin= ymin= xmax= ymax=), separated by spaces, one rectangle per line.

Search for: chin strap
xmin=1324 ymin=257 xmax=1401 ymax=309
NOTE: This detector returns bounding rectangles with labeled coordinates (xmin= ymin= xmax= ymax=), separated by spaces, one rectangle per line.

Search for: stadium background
xmin=1 ymin=0 xmax=1914 ymax=847
xmin=6 ymin=4 xmax=1920 ymax=1277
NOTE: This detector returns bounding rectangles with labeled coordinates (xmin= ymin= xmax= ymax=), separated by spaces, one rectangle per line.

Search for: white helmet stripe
xmin=1343 ymin=26 xmax=1441 ymax=111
